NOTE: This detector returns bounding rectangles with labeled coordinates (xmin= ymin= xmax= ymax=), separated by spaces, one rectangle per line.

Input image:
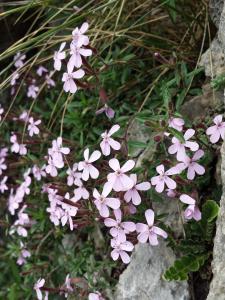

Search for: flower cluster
xmin=53 ymin=22 xmax=92 ymax=93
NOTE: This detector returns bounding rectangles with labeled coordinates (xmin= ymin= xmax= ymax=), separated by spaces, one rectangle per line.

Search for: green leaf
xmin=167 ymin=127 xmax=185 ymax=143
xmin=201 ymin=200 xmax=219 ymax=222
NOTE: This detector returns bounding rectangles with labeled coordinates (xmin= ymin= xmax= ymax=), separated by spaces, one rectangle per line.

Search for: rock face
xmin=114 ymin=242 xmax=189 ymax=300
xmin=207 ymin=141 xmax=225 ymax=300
xmin=200 ymin=1 xmax=225 ymax=77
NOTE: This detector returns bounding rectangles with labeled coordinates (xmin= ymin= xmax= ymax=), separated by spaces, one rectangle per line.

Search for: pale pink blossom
xmin=175 ymin=150 xmax=205 ymax=180
xmin=107 ymin=159 xmax=135 ymax=192
xmin=93 ymin=183 xmax=120 ymax=218
xmin=111 ymin=238 xmax=134 ymax=264
xmin=28 ymin=117 xmax=41 ymax=136
xmin=62 ymin=67 xmax=85 ymax=93
xmin=64 ymin=274 xmax=74 ymax=298
xmin=96 ymin=104 xmax=115 ymax=119
xmin=124 ymin=174 xmax=151 ymax=206
xmin=166 ymin=188 xmax=177 ymax=198
xmin=32 ymin=165 xmax=46 ymax=181
xmin=168 ymin=117 xmax=184 ymax=132
xmin=136 ymin=209 xmax=168 ymax=245
xmin=180 ymin=194 xmax=201 ymax=221
xmin=0 ymin=176 xmax=8 ymax=193
xmin=14 ymin=52 xmax=26 ymax=68
xmin=10 ymin=72 xmax=19 ymax=86
xmin=0 ymin=157 xmax=7 ymax=175
xmin=19 ymin=111 xmax=29 ymax=122
xmin=100 ymin=124 xmax=121 ymax=156
xmin=34 ymin=278 xmax=45 ymax=300
xmin=37 ymin=66 xmax=48 ymax=76
xmin=68 ymin=42 xmax=92 ymax=69
xmin=72 ymin=22 xmax=89 ymax=47
xmin=27 ymin=84 xmax=39 ymax=99
xmin=168 ymin=129 xmax=199 ymax=160
xmin=48 ymin=137 xmax=70 ymax=169
xmin=206 ymin=115 xmax=225 ymax=143
xmin=74 ymin=180 xmax=89 ymax=201
xmin=61 ymin=194 xmax=78 ymax=230
xmin=78 ymin=148 xmax=101 ymax=181
xmin=66 ymin=163 xmax=82 ymax=186
xmin=10 ymin=133 xmax=27 ymax=155
xmin=45 ymin=157 xmax=58 ymax=177
xmin=88 ymin=292 xmax=105 ymax=300
xmin=45 ymin=72 xmax=55 ymax=88
xmin=104 ymin=209 xmax=136 ymax=242
xmin=54 ymin=42 xmax=66 ymax=71
xmin=17 ymin=242 xmax=31 ymax=265
xmin=0 ymin=147 xmax=8 ymax=159
xmin=151 ymin=164 xmax=178 ymax=193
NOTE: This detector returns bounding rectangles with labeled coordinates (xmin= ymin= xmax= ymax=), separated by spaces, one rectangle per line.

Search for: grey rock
xmin=207 ymin=141 xmax=225 ymax=300
xmin=200 ymin=1 xmax=225 ymax=77
xmin=209 ymin=0 xmax=224 ymax=28
xmin=114 ymin=242 xmax=190 ymax=300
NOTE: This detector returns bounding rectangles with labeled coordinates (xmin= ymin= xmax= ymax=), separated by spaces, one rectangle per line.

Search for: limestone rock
xmin=114 ymin=242 xmax=190 ymax=300
xmin=209 ymin=0 xmax=224 ymax=28
xmin=207 ymin=141 xmax=225 ymax=300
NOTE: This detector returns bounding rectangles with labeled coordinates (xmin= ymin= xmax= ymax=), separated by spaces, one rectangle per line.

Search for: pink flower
xmin=19 ymin=111 xmax=29 ymax=122
xmin=14 ymin=52 xmax=26 ymax=68
xmin=89 ymin=292 xmax=105 ymax=300
xmin=27 ymin=84 xmax=39 ymax=99
xmin=61 ymin=194 xmax=78 ymax=230
xmin=45 ymin=158 xmax=58 ymax=177
xmin=37 ymin=66 xmax=48 ymax=76
xmin=54 ymin=42 xmax=66 ymax=71
xmin=48 ymin=137 xmax=70 ymax=169
xmin=66 ymin=163 xmax=82 ymax=186
xmin=62 ymin=66 xmax=85 ymax=93
xmin=78 ymin=148 xmax=101 ymax=181
xmin=168 ymin=129 xmax=199 ymax=160
xmin=34 ymin=278 xmax=45 ymax=300
xmin=96 ymin=104 xmax=115 ymax=119
xmin=136 ymin=209 xmax=168 ymax=245
xmin=151 ymin=164 xmax=178 ymax=193
xmin=107 ymin=158 xmax=135 ymax=192
xmin=68 ymin=42 xmax=92 ymax=69
xmin=64 ymin=274 xmax=73 ymax=298
xmin=74 ymin=180 xmax=89 ymax=201
xmin=180 ymin=194 xmax=201 ymax=221
xmin=111 ymin=238 xmax=134 ymax=264
xmin=17 ymin=242 xmax=31 ymax=265
xmin=124 ymin=174 xmax=151 ymax=205
xmin=0 ymin=176 xmax=8 ymax=193
xmin=168 ymin=117 xmax=184 ymax=132
xmin=28 ymin=117 xmax=41 ymax=136
xmin=0 ymin=147 xmax=8 ymax=159
xmin=45 ymin=72 xmax=55 ymax=88
xmin=100 ymin=124 xmax=121 ymax=156
xmin=32 ymin=165 xmax=46 ymax=181
xmin=10 ymin=133 xmax=27 ymax=155
xmin=10 ymin=72 xmax=19 ymax=86
xmin=72 ymin=22 xmax=89 ymax=47
xmin=166 ymin=188 xmax=177 ymax=198
xmin=104 ymin=209 xmax=136 ymax=242
xmin=93 ymin=183 xmax=120 ymax=218
xmin=206 ymin=115 xmax=225 ymax=143
xmin=0 ymin=157 xmax=7 ymax=175
xmin=175 ymin=150 xmax=205 ymax=180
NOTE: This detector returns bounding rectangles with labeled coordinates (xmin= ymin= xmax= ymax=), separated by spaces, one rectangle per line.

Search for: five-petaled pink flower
xmin=104 ymin=209 xmax=136 ymax=242
xmin=180 ymin=194 xmax=201 ymax=221
xmin=111 ymin=238 xmax=134 ymax=264
xmin=100 ymin=124 xmax=121 ymax=156
xmin=78 ymin=148 xmax=101 ymax=181
xmin=168 ymin=129 xmax=199 ymax=160
xmin=175 ymin=150 xmax=205 ymax=180
xmin=124 ymin=174 xmax=151 ymax=206
xmin=62 ymin=66 xmax=85 ymax=93
xmin=68 ymin=42 xmax=92 ymax=69
xmin=28 ymin=117 xmax=41 ymax=137
xmin=151 ymin=164 xmax=178 ymax=193
xmin=34 ymin=278 xmax=45 ymax=300
xmin=88 ymin=291 xmax=105 ymax=300
xmin=168 ymin=117 xmax=184 ymax=132
xmin=74 ymin=180 xmax=89 ymax=201
xmin=206 ymin=115 xmax=225 ymax=143
xmin=54 ymin=42 xmax=66 ymax=71
xmin=136 ymin=209 xmax=168 ymax=245
xmin=107 ymin=158 xmax=135 ymax=192
xmin=66 ymin=163 xmax=82 ymax=186
xmin=72 ymin=22 xmax=89 ymax=47
xmin=93 ymin=183 xmax=120 ymax=218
